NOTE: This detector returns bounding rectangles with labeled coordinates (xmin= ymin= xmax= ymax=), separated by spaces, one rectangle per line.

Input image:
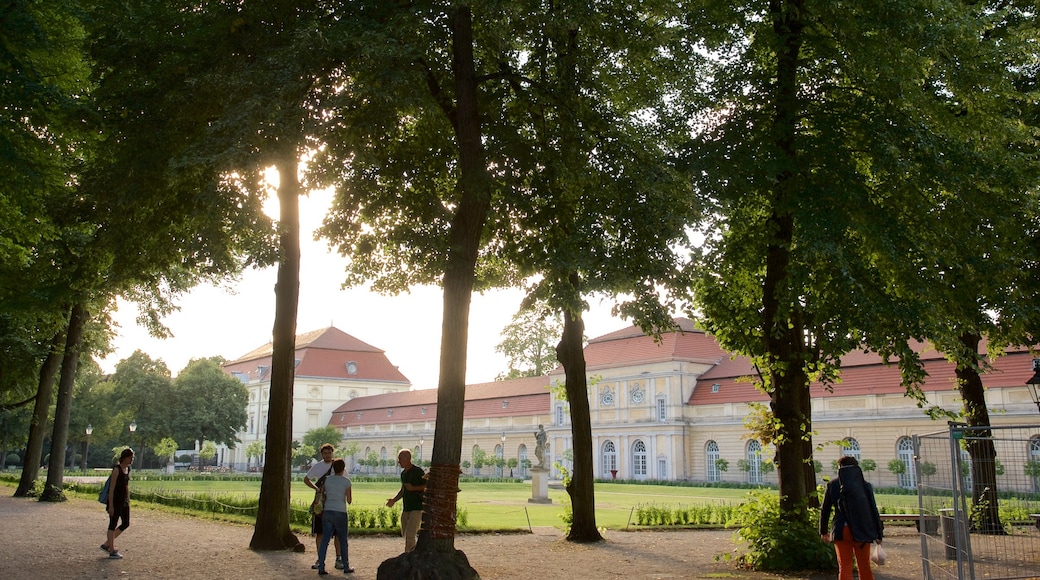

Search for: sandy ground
xmin=0 ymin=492 xmax=944 ymax=580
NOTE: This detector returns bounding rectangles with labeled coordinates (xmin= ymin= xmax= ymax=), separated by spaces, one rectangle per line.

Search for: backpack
xmin=838 ymin=464 xmax=881 ymax=542
xmin=98 ymin=477 xmax=111 ymax=505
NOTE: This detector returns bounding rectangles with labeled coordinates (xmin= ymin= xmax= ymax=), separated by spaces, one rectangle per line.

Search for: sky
xmin=100 ymin=189 xmax=628 ymax=388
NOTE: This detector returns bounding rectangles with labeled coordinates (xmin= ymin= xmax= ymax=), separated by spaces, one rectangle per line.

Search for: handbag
xmin=310 ymin=485 xmax=326 ymax=515
xmin=309 ymin=464 xmax=333 ymax=516
xmin=870 ymin=543 xmax=887 ymax=566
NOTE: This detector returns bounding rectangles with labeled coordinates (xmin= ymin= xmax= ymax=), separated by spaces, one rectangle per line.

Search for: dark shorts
xmin=108 ymin=503 xmax=130 ymax=532
xmin=311 ymin=513 xmax=339 ymax=536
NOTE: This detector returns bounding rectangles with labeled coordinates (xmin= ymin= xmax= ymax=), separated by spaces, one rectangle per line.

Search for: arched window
xmin=633 ymin=440 xmax=648 ymax=479
xmin=518 ymin=445 xmax=529 ymax=478
xmin=746 ymin=440 xmax=763 ymax=484
xmin=602 ymin=440 xmax=617 ymax=478
xmin=1029 ymin=436 xmax=1040 ymax=492
xmin=840 ymin=438 xmax=861 ymax=461
xmin=706 ymin=441 xmax=721 ymax=482
xmin=896 ymin=437 xmax=916 ymax=488
xmin=656 ymin=396 xmax=667 ymax=422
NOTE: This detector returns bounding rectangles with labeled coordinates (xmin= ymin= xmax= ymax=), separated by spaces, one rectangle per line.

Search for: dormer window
xmin=502 ymin=400 xmax=509 ymax=408
xmin=421 ymin=407 xmax=427 ymax=414
xmin=711 ymin=383 xmax=720 ymax=393
xmin=346 ymin=361 xmax=358 ymax=375
xmin=356 ymin=412 xmax=363 ymax=419
xmin=387 ymin=409 xmax=393 ymax=417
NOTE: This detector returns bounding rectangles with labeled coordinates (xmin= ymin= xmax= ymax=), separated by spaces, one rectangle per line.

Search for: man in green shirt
xmin=385 ymin=449 xmax=426 ymax=552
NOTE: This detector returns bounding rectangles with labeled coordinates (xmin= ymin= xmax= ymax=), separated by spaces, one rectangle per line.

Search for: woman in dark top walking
xmin=820 ymin=455 xmax=884 ymax=580
xmin=101 ymin=448 xmax=133 ymax=559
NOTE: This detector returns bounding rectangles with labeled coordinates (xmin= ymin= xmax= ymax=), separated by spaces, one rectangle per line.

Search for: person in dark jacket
xmin=820 ymin=455 xmax=884 ymax=580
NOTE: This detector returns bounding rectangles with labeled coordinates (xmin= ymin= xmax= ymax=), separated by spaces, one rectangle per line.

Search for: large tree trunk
xmin=762 ymin=0 xmax=816 ymax=516
xmin=556 ymin=280 xmax=603 ymax=543
xmin=250 ymin=151 xmax=303 ymax=551
xmin=15 ymin=328 xmax=66 ymax=496
xmin=40 ymin=303 xmax=88 ymax=502
xmin=377 ymin=7 xmax=485 ymax=580
xmin=955 ymin=332 xmax=1003 ymax=534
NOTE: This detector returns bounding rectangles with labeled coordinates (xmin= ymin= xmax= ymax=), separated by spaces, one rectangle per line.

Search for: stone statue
xmin=534 ymin=424 xmax=549 ymax=468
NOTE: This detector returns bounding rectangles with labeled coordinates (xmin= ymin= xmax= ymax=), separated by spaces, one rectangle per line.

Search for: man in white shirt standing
xmin=305 ymin=444 xmax=342 ymax=570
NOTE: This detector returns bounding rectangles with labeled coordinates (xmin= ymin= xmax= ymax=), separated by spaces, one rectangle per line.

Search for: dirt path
xmin=0 ymin=493 xmax=931 ymax=579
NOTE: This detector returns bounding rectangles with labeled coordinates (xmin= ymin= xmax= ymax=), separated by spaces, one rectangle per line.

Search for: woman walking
xmin=101 ymin=448 xmax=134 ymax=559
xmin=820 ymin=455 xmax=884 ymax=580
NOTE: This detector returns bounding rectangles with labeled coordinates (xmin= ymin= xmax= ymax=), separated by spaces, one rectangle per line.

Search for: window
xmin=706 ymin=441 xmax=721 ymax=482
xmin=711 ymin=383 xmax=720 ymax=393
xmin=602 ymin=440 xmax=618 ymax=478
xmin=600 ymin=387 xmax=614 ymax=406
xmin=746 ymin=440 xmax=762 ymax=484
xmin=555 ymin=405 xmax=565 ymax=426
xmin=346 ymin=361 xmax=358 ymax=375
xmin=519 ymin=445 xmax=529 ymax=477
xmin=896 ymin=437 xmax=916 ymax=488
xmin=632 ymin=440 xmax=648 ymax=479
xmin=501 ymin=400 xmax=508 ymax=408
xmin=657 ymin=456 xmax=667 ymax=479
xmin=248 ymin=415 xmax=255 ymax=434
xmin=656 ymin=396 xmax=667 ymax=422
xmin=495 ymin=444 xmax=504 ymax=477
xmin=840 ymin=438 xmax=861 ymax=461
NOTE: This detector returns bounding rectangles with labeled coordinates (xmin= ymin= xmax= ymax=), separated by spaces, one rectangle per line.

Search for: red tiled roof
xmin=690 ymin=344 xmax=1036 ymax=405
xmin=582 ymin=317 xmax=729 ymax=370
xmin=223 ymin=327 xmax=409 ymax=384
xmin=329 ymin=375 xmax=550 ymax=427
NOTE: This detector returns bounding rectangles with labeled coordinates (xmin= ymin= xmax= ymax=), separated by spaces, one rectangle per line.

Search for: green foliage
xmin=6 ymin=453 xmax=21 ymax=466
xmin=860 ymin=459 xmax=877 ymax=473
xmin=919 ymin=461 xmax=937 ymax=477
xmin=153 ymin=437 xmax=178 ymax=463
xmin=715 ymin=458 xmax=729 ymax=472
xmin=635 ymin=503 xmax=737 ymax=527
xmin=1025 ymin=460 xmax=1040 ymax=479
xmin=495 ymin=308 xmax=563 ymax=380
xmin=302 ymin=427 xmax=343 ymax=452
xmin=727 ymin=491 xmax=835 ymax=572
xmin=887 ymin=459 xmax=907 ymax=475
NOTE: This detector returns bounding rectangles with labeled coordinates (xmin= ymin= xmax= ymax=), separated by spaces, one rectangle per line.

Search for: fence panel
xmin=915 ymin=423 xmax=1040 ymax=580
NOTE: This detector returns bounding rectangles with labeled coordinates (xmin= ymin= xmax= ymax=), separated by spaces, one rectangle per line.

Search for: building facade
xmin=325 ymin=318 xmax=1040 ymax=488
xmin=222 ymin=326 xmax=412 ymax=470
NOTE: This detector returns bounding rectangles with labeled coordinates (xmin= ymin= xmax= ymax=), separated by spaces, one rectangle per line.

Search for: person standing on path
xmin=820 ymin=455 xmax=884 ymax=580
xmin=101 ymin=448 xmax=134 ymax=559
xmin=305 ymin=444 xmax=343 ymax=570
xmin=316 ymin=459 xmax=353 ymax=575
xmin=385 ymin=449 xmax=425 ymax=553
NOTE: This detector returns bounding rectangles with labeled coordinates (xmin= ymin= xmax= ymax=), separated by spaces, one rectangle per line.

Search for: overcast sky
xmin=100 ymin=189 xmax=627 ymax=388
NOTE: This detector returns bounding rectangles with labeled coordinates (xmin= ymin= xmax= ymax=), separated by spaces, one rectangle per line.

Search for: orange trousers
xmin=834 ymin=525 xmax=874 ymax=580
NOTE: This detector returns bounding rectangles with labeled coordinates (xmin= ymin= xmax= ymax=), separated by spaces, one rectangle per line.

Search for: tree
xmin=302 ymin=426 xmax=344 ymax=453
xmin=199 ymin=440 xmax=217 ymax=469
xmin=170 ymin=358 xmax=248 ymax=448
xmin=495 ymin=310 xmax=562 ymax=380
xmin=684 ymin=0 xmax=1039 ymax=554
xmin=153 ymin=437 xmax=178 ymax=474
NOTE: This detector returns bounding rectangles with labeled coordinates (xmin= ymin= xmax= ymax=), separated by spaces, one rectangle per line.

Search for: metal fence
xmin=914 ymin=423 xmax=1040 ymax=580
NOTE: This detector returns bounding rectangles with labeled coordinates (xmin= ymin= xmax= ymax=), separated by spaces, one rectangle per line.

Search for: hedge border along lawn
xmin=0 ymin=472 xmax=928 ymax=533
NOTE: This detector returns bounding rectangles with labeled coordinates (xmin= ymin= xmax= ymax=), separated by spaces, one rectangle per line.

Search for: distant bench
xmin=879 ymin=513 xmax=939 ymax=534
xmin=1030 ymin=514 xmax=1040 ymax=531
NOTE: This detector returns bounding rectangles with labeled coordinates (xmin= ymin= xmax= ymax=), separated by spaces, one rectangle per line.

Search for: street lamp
xmin=500 ymin=432 xmax=506 ymax=477
xmin=83 ymin=424 xmax=93 ymax=473
xmin=1026 ymin=358 xmax=1040 ymax=415
xmin=128 ymin=421 xmax=138 ymax=468
xmin=419 ymin=436 xmax=424 ymax=463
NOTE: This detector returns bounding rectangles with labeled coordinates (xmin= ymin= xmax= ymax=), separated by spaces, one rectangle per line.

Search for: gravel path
xmin=0 ymin=492 xmax=935 ymax=579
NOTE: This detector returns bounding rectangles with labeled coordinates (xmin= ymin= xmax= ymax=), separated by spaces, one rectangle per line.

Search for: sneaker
xmin=312 ymin=560 xmax=319 ymax=570
xmin=343 ymin=567 xmax=355 ymax=574
xmin=335 ymin=557 xmax=343 ymax=570
xmin=108 ymin=551 xmax=123 ymax=559
xmin=100 ymin=544 xmax=110 ymax=553
xmin=317 ymin=570 xmax=329 ymax=576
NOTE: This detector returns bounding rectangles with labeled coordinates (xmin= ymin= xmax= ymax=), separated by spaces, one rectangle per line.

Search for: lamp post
xmin=83 ymin=424 xmax=92 ymax=473
xmin=500 ymin=432 xmax=506 ymax=477
xmin=1026 ymin=358 xmax=1040 ymax=416
xmin=128 ymin=420 xmax=138 ymax=468
xmin=419 ymin=436 xmax=424 ymax=463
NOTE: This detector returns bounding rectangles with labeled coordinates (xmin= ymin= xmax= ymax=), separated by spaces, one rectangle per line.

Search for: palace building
xmin=225 ymin=320 xmax=1040 ymax=486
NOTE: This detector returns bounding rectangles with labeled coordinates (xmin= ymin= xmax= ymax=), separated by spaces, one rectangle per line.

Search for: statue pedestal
xmin=528 ymin=467 xmax=552 ymax=504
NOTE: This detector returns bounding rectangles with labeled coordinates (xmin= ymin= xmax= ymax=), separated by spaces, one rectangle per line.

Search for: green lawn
xmin=3 ymin=473 xmax=924 ymax=532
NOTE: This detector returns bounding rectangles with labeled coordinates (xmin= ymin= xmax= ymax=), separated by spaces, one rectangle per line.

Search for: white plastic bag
xmin=870 ymin=543 xmax=887 ymax=566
